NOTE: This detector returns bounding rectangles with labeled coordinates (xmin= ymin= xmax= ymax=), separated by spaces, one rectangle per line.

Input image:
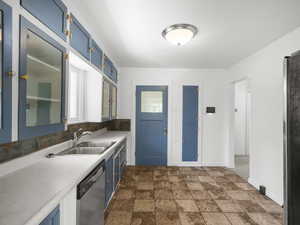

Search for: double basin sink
xmin=56 ymin=141 xmax=116 ymax=155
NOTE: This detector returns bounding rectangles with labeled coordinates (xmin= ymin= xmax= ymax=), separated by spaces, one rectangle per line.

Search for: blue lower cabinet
xmin=114 ymin=153 xmax=120 ymax=190
xmin=105 ymin=155 xmax=114 ymax=207
xmin=19 ymin=16 xmax=66 ymax=140
xmin=40 ymin=206 xmax=60 ymax=225
xmin=0 ymin=0 xmax=12 ymax=144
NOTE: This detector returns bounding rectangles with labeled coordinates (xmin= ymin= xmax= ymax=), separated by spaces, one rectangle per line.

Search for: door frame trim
xmin=131 ymin=80 xmax=172 ymax=166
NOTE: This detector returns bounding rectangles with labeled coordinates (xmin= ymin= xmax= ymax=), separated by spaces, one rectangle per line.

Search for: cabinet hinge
xmin=64 ymin=53 xmax=69 ymax=60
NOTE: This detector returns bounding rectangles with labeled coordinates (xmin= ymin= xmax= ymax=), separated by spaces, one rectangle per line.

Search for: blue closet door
xmin=70 ymin=14 xmax=91 ymax=60
xmin=20 ymin=0 xmax=67 ymax=41
xmin=182 ymin=86 xmax=199 ymax=161
xmin=0 ymin=0 xmax=12 ymax=144
xmin=40 ymin=206 xmax=60 ymax=225
xmin=19 ymin=17 xmax=66 ymax=140
xmin=90 ymin=39 xmax=103 ymax=69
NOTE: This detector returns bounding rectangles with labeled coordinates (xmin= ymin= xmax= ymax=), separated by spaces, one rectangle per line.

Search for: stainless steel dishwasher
xmin=77 ymin=160 xmax=106 ymax=225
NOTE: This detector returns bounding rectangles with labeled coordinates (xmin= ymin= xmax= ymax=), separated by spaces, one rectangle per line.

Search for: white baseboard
xmin=248 ymin=177 xmax=283 ymax=205
xmin=127 ymin=162 xmax=226 ymax=167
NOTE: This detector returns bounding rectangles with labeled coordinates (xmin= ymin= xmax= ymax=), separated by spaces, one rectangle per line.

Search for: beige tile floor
xmin=105 ymin=166 xmax=283 ymax=225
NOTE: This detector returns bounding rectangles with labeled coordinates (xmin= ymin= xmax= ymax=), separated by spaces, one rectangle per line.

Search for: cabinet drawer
xmin=70 ymin=14 xmax=91 ymax=60
xmin=20 ymin=0 xmax=67 ymax=41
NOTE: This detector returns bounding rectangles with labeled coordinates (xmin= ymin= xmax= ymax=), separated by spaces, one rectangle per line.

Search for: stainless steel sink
xmin=46 ymin=140 xmax=116 ymax=158
xmin=76 ymin=141 xmax=116 ymax=148
xmin=58 ymin=146 xmax=107 ymax=155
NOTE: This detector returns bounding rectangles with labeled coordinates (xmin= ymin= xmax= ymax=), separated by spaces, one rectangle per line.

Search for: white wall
xmin=118 ymin=68 xmax=231 ymax=166
xmin=229 ymin=26 xmax=300 ymax=205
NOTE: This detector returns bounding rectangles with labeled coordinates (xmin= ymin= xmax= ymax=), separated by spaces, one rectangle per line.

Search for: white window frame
xmin=68 ymin=65 xmax=86 ymax=124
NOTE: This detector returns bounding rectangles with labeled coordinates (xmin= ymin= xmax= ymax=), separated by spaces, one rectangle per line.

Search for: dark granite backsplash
xmin=0 ymin=119 xmax=130 ymax=164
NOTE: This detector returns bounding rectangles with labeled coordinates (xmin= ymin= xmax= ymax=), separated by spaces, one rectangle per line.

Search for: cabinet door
xmin=19 ymin=17 xmax=66 ymax=140
xmin=0 ymin=0 xmax=12 ymax=144
xmin=111 ymin=85 xmax=117 ymax=119
xmin=105 ymin=155 xmax=114 ymax=207
xmin=70 ymin=14 xmax=91 ymax=60
xmin=103 ymin=55 xmax=112 ymax=79
xmin=111 ymin=65 xmax=118 ymax=83
xmin=90 ymin=39 xmax=103 ymax=69
xmin=40 ymin=206 xmax=60 ymax=225
xmin=114 ymin=153 xmax=120 ymax=190
xmin=20 ymin=0 xmax=67 ymax=41
xmin=102 ymin=79 xmax=111 ymax=121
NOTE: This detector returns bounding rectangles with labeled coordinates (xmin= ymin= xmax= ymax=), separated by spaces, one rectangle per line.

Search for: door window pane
xmin=0 ymin=12 xmax=2 ymax=128
xmin=141 ymin=91 xmax=163 ymax=113
xmin=26 ymin=30 xmax=62 ymax=127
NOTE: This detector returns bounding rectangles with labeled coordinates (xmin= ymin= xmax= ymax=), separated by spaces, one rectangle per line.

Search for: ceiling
xmin=80 ymin=0 xmax=300 ymax=68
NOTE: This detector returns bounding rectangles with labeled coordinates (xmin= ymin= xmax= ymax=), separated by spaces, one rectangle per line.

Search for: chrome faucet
xmin=73 ymin=129 xmax=92 ymax=146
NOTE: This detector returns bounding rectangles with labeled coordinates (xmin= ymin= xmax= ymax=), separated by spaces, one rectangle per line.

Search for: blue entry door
xmin=136 ymin=86 xmax=168 ymax=166
xmin=182 ymin=86 xmax=199 ymax=161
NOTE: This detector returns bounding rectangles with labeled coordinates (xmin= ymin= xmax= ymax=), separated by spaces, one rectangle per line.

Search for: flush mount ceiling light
xmin=162 ymin=24 xmax=198 ymax=46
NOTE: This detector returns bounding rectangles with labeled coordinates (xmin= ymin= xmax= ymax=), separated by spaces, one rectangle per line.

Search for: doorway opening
xmin=233 ymin=79 xmax=251 ymax=180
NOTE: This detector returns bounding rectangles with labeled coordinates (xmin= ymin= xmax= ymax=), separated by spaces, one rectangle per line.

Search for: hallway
xmin=234 ymin=155 xmax=250 ymax=180
xmin=105 ymin=166 xmax=283 ymax=225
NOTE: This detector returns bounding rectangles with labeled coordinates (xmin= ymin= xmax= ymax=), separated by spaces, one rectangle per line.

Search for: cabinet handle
xmin=66 ymin=14 xmax=73 ymax=23
xmin=20 ymin=74 xmax=29 ymax=80
xmin=7 ymin=71 xmax=15 ymax=77
xmin=64 ymin=53 xmax=69 ymax=60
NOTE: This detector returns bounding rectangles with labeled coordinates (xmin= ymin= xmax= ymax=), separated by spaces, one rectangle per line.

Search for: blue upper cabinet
xmin=19 ymin=17 xmax=66 ymax=140
xmin=103 ymin=55 xmax=118 ymax=83
xmin=90 ymin=39 xmax=103 ymax=69
xmin=70 ymin=14 xmax=91 ymax=60
xmin=40 ymin=206 xmax=60 ymax=225
xmin=103 ymin=55 xmax=112 ymax=79
xmin=20 ymin=0 xmax=67 ymax=41
xmin=111 ymin=64 xmax=118 ymax=83
xmin=0 ymin=0 xmax=12 ymax=144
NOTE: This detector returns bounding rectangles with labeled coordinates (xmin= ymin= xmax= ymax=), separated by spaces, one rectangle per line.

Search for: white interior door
xmin=234 ymin=80 xmax=248 ymax=156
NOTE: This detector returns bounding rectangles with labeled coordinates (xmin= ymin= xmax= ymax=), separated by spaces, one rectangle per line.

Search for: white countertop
xmin=0 ymin=131 xmax=129 ymax=225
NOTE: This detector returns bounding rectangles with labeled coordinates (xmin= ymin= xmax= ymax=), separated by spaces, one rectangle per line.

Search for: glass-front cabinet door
xmin=111 ymin=85 xmax=117 ymax=119
xmin=0 ymin=1 xmax=12 ymax=144
xmin=102 ymin=78 xmax=110 ymax=121
xmin=19 ymin=17 xmax=66 ymax=140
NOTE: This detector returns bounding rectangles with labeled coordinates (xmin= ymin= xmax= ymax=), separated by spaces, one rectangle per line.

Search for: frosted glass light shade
xmin=162 ymin=24 xmax=198 ymax=46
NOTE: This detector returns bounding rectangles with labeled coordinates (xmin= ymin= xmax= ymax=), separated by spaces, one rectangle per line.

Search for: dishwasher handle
xmin=77 ymin=160 xmax=105 ymax=199
xmin=90 ymin=167 xmax=105 ymax=183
